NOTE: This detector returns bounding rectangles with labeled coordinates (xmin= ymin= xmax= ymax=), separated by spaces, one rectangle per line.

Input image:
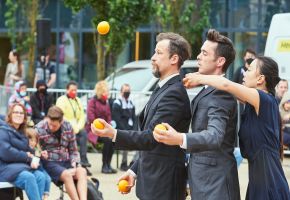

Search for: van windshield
xmin=107 ymin=68 xmax=153 ymax=91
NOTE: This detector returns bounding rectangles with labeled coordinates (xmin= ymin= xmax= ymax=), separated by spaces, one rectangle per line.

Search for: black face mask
xmin=38 ymin=88 xmax=46 ymax=94
xmin=246 ymin=58 xmax=254 ymax=65
xmin=123 ymin=92 xmax=130 ymax=99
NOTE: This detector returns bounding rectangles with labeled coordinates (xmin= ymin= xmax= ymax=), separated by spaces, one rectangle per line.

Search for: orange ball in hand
xmin=93 ymin=119 xmax=105 ymax=129
xmin=97 ymin=21 xmax=110 ymax=35
xmin=118 ymin=180 xmax=129 ymax=192
xmin=155 ymin=124 xmax=167 ymax=131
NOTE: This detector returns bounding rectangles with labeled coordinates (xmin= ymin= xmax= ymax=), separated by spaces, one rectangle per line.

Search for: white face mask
xmin=19 ymin=91 xmax=27 ymax=97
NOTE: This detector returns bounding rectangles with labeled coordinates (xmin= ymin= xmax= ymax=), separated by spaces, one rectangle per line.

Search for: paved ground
xmin=22 ymin=152 xmax=290 ymax=200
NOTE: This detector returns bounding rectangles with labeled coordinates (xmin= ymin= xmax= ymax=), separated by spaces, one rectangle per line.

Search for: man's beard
xmin=152 ymin=66 xmax=161 ymax=78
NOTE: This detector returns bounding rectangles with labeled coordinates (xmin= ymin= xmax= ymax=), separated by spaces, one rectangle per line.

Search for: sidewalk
xmin=23 ymin=153 xmax=290 ymax=200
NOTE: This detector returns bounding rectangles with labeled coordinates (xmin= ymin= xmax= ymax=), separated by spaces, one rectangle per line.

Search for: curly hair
xmin=95 ymin=80 xmax=109 ymax=99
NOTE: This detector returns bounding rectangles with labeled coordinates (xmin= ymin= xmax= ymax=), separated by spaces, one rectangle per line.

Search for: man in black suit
xmin=91 ymin=32 xmax=192 ymax=200
xmin=153 ymin=29 xmax=241 ymax=199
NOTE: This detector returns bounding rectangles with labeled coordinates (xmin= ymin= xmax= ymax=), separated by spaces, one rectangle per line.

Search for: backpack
xmin=87 ymin=178 xmax=103 ymax=200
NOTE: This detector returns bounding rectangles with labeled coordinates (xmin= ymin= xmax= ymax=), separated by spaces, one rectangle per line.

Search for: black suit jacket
xmin=115 ymin=75 xmax=191 ymax=200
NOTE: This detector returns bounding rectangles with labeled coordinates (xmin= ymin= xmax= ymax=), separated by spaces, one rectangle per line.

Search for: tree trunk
xmin=97 ymin=34 xmax=105 ymax=81
xmin=27 ymin=0 xmax=38 ymax=86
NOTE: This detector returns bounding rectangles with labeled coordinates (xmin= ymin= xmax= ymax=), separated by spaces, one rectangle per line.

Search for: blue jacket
xmin=0 ymin=119 xmax=33 ymax=182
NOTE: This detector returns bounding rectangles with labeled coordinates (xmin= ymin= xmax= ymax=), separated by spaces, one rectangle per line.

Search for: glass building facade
xmin=0 ymin=0 xmax=289 ymax=89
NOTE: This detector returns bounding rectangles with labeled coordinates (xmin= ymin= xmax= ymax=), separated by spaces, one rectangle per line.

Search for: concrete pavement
xmin=23 ymin=152 xmax=290 ymax=199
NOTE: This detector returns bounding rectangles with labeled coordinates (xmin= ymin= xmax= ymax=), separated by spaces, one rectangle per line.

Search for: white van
xmin=106 ymin=60 xmax=202 ymax=115
xmin=264 ymin=13 xmax=290 ymax=81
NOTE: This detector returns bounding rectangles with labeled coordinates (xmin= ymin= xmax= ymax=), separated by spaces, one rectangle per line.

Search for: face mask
xmin=101 ymin=94 xmax=108 ymax=101
xmin=246 ymin=58 xmax=254 ymax=65
xmin=68 ymin=91 xmax=76 ymax=99
xmin=123 ymin=92 xmax=130 ymax=99
xmin=19 ymin=91 xmax=27 ymax=97
xmin=38 ymin=88 xmax=46 ymax=94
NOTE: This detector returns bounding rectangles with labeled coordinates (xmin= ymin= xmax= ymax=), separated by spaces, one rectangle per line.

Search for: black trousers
xmin=76 ymin=129 xmax=89 ymax=163
xmin=102 ymin=137 xmax=114 ymax=166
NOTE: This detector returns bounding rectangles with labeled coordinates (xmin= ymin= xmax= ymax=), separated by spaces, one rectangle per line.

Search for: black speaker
xmin=36 ymin=19 xmax=51 ymax=50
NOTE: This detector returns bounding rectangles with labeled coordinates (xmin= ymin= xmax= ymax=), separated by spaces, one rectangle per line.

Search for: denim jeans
xmin=13 ymin=170 xmax=46 ymax=200
xmin=41 ymin=169 xmax=51 ymax=196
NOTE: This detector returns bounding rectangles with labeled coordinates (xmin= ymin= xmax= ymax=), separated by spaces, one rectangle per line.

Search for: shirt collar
xmin=158 ymin=73 xmax=179 ymax=88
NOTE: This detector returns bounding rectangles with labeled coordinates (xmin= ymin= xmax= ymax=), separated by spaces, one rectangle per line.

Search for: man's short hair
xmin=121 ymin=83 xmax=130 ymax=92
xmin=206 ymin=29 xmax=236 ymax=72
xmin=156 ymin=32 xmax=192 ymax=68
xmin=66 ymin=81 xmax=78 ymax=89
xmin=47 ymin=106 xmax=63 ymax=121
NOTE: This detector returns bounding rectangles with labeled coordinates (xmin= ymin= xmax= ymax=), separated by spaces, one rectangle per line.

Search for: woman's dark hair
xmin=11 ymin=50 xmax=22 ymax=77
xmin=256 ymin=56 xmax=280 ymax=96
xmin=256 ymin=56 xmax=283 ymax=159
xmin=6 ymin=103 xmax=27 ymax=133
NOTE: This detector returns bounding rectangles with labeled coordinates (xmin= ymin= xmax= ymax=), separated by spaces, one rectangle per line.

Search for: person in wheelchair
xmin=35 ymin=106 xmax=87 ymax=200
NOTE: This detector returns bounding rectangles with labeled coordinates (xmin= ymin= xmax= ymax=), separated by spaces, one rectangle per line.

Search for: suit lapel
xmin=191 ymin=86 xmax=215 ymax=115
xmin=141 ymin=75 xmax=181 ymax=128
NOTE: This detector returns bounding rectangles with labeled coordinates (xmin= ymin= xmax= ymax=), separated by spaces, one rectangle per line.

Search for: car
xmin=106 ymin=60 xmax=202 ymax=115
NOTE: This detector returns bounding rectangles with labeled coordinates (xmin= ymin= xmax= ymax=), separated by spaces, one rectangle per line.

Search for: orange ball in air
xmin=155 ymin=124 xmax=167 ymax=131
xmin=97 ymin=21 xmax=110 ymax=35
xmin=93 ymin=119 xmax=105 ymax=129
xmin=118 ymin=180 xmax=129 ymax=192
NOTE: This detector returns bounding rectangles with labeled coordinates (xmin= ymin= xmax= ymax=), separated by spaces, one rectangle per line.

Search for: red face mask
xmin=101 ymin=94 xmax=108 ymax=101
xmin=68 ymin=91 xmax=76 ymax=99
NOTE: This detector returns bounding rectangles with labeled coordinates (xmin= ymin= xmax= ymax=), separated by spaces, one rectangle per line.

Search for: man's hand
xmin=183 ymin=72 xmax=201 ymax=88
xmin=27 ymin=152 xmax=33 ymax=158
xmin=153 ymin=123 xmax=183 ymax=146
xmin=118 ymin=171 xmax=136 ymax=194
xmin=91 ymin=118 xmax=117 ymax=139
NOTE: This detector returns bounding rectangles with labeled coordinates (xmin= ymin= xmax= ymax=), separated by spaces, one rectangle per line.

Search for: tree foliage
xmin=64 ymin=0 xmax=154 ymax=80
xmin=154 ymin=0 xmax=211 ymax=57
xmin=4 ymin=0 xmax=39 ymax=86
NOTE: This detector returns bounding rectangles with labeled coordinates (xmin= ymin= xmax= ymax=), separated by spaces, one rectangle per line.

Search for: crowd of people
xmin=0 ymin=29 xmax=290 ymax=200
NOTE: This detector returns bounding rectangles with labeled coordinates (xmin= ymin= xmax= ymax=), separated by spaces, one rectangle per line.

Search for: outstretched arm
xmin=183 ymin=73 xmax=260 ymax=113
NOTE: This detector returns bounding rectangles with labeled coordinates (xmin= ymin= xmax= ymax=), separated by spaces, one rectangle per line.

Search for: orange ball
xmin=118 ymin=180 xmax=129 ymax=192
xmin=97 ymin=21 xmax=110 ymax=35
xmin=155 ymin=124 xmax=167 ymax=131
xmin=93 ymin=119 xmax=105 ymax=129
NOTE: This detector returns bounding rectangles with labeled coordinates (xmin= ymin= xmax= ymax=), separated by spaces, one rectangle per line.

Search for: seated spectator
xmin=26 ymin=128 xmax=51 ymax=200
xmin=35 ymin=106 xmax=87 ymax=200
xmin=30 ymin=80 xmax=54 ymax=124
xmin=8 ymin=81 xmax=32 ymax=116
xmin=276 ymin=79 xmax=288 ymax=104
xmin=280 ymin=92 xmax=290 ymax=148
xmin=0 ymin=103 xmax=47 ymax=200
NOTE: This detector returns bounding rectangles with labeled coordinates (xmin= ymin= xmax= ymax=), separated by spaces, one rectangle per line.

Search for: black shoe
xmin=101 ymin=165 xmax=111 ymax=174
xmin=81 ymin=161 xmax=92 ymax=168
xmin=120 ymin=163 xmax=129 ymax=171
xmin=110 ymin=168 xmax=117 ymax=174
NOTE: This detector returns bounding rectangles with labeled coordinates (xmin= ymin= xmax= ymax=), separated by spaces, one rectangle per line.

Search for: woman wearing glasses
xmin=0 ymin=103 xmax=47 ymax=200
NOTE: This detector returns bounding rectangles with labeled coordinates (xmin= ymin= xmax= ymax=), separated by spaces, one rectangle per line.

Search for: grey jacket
xmin=187 ymin=86 xmax=241 ymax=200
